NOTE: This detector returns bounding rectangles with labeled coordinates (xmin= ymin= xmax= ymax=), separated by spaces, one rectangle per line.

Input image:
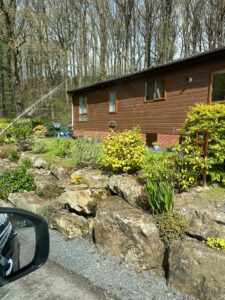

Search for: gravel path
xmin=49 ymin=230 xmax=196 ymax=300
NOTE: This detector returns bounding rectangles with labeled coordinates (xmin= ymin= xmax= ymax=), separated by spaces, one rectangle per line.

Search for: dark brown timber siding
xmin=72 ymin=57 xmax=225 ymax=136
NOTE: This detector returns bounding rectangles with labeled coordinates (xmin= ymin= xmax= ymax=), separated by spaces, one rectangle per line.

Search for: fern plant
xmin=146 ymin=179 xmax=173 ymax=214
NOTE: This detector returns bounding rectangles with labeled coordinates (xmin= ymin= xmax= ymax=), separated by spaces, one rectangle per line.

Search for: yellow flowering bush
xmin=206 ymin=237 xmax=225 ymax=252
xmin=102 ymin=127 xmax=147 ymax=173
xmin=33 ymin=125 xmax=47 ymax=137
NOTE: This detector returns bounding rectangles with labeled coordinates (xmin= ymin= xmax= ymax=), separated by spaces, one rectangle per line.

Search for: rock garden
xmin=0 ymin=103 xmax=225 ymax=300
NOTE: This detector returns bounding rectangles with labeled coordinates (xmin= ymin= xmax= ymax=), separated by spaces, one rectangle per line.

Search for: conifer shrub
xmin=156 ymin=212 xmax=188 ymax=247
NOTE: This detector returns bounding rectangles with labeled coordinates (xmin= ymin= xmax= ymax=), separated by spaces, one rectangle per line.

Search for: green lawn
xmin=32 ymin=137 xmax=103 ymax=168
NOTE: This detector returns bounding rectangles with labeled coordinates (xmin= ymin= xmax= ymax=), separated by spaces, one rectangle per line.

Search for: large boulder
xmin=19 ymin=152 xmax=47 ymax=169
xmin=93 ymin=196 xmax=164 ymax=273
xmin=54 ymin=211 xmax=89 ymax=238
xmin=109 ymin=175 xmax=147 ymax=209
xmin=58 ymin=190 xmax=98 ymax=216
xmin=30 ymin=169 xmax=64 ymax=199
xmin=0 ymin=159 xmax=18 ymax=174
xmin=0 ymin=199 xmax=13 ymax=208
xmin=8 ymin=191 xmax=45 ymax=213
xmin=168 ymin=240 xmax=225 ymax=300
xmin=50 ymin=165 xmax=70 ymax=181
xmin=70 ymin=168 xmax=109 ymax=189
xmin=174 ymin=192 xmax=225 ymax=240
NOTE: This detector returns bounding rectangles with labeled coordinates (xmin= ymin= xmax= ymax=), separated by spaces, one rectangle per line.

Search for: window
xmin=109 ymin=91 xmax=117 ymax=113
xmin=145 ymin=79 xmax=165 ymax=101
xmin=79 ymin=96 xmax=87 ymax=121
xmin=211 ymin=68 xmax=225 ymax=101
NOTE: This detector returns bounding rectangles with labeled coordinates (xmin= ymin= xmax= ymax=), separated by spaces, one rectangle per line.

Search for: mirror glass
xmin=0 ymin=213 xmax=36 ymax=278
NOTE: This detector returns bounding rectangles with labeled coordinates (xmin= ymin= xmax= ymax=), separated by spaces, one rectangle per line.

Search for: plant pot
xmin=153 ymin=145 xmax=160 ymax=150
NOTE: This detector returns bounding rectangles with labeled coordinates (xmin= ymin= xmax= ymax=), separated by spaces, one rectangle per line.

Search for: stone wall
xmin=1 ymin=155 xmax=225 ymax=300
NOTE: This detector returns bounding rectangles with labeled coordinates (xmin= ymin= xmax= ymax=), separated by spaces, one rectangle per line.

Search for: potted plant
xmin=152 ymin=141 xmax=160 ymax=150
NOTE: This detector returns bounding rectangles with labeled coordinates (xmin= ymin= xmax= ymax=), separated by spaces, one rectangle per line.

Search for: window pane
xmin=79 ymin=114 xmax=87 ymax=121
xmin=212 ymin=69 xmax=225 ymax=101
xmin=155 ymin=80 xmax=165 ymax=98
xmin=109 ymin=91 xmax=116 ymax=112
xmin=146 ymin=81 xmax=154 ymax=101
xmin=79 ymin=96 xmax=87 ymax=114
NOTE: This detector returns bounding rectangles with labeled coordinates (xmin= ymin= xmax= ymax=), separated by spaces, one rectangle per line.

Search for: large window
xmin=109 ymin=91 xmax=117 ymax=113
xmin=79 ymin=96 xmax=87 ymax=121
xmin=145 ymin=79 xmax=165 ymax=101
xmin=211 ymin=68 xmax=225 ymax=101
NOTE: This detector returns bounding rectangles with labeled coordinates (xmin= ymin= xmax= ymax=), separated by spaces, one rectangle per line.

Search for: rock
xmin=8 ymin=191 xmax=45 ymax=213
xmin=109 ymin=175 xmax=147 ymax=209
xmin=58 ymin=190 xmax=97 ymax=216
xmin=174 ymin=195 xmax=225 ymax=240
xmin=31 ymin=169 xmax=64 ymax=199
xmin=33 ymin=157 xmax=48 ymax=169
xmin=0 ymin=159 xmax=18 ymax=174
xmin=168 ymin=240 xmax=225 ymax=300
xmin=50 ymin=165 xmax=70 ymax=180
xmin=0 ymin=199 xmax=14 ymax=208
xmin=93 ymin=196 xmax=164 ymax=273
xmin=55 ymin=211 xmax=89 ymax=238
xmin=71 ymin=168 xmax=109 ymax=189
xmin=65 ymin=183 xmax=89 ymax=191
xmin=18 ymin=152 xmax=35 ymax=164
xmin=19 ymin=152 xmax=47 ymax=169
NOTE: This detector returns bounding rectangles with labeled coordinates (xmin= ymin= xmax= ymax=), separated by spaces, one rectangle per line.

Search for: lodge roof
xmin=67 ymin=45 xmax=225 ymax=96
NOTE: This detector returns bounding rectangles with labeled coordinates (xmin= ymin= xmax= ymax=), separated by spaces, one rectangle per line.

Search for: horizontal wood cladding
xmin=73 ymin=57 xmax=225 ymax=135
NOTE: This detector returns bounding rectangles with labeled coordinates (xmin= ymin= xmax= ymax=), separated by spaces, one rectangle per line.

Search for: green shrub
xmin=7 ymin=150 xmax=20 ymax=162
xmin=0 ymin=166 xmax=35 ymax=200
xmin=55 ymin=139 xmax=72 ymax=158
xmin=102 ymin=127 xmax=147 ymax=173
xmin=156 ymin=211 xmax=188 ymax=247
xmin=31 ymin=118 xmax=45 ymax=128
xmin=0 ymin=118 xmax=10 ymax=130
xmin=182 ymin=103 xmax=225 ymax=184
xmin=173 ymin=141 xmax=204 ymax=191
xmin=146 ymin=180 xmax=173 ymax=214
xmin=141 ymin=151 xmax=176 ymax=184
xmin=141 ymin=148 xmax=200 ymax=192
xmin=46 ymin=125 xmax=58 ymax=137
xmin=206 ymin=237 xmax=225 ymax=252
xmin=9 ymin=119 xmax=33 ymax=143
xmin=21 ymin=158 xmax=33 ymax=169
xmin=32 ymin=141 xmax=47 ymax=154
xmin=75 ymin=135 xmax=103 ymax=167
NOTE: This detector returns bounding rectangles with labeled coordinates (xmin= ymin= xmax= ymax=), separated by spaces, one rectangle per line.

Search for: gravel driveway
xmin=49 ymin=230 xmax=196 ymax=300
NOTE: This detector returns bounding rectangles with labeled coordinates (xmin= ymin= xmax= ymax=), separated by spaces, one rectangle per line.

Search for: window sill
xmin=109 ymin=112 xmax=117 ymax=114
xmin=144 ymin=98 xmax=166 ymax=103
xmin=210 ymin=100 xmax=225 ymax=104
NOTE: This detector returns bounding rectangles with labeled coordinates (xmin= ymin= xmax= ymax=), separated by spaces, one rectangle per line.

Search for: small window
xmin=211 ymin=68 xmax=225 ymax=101
xmin=145 ymin=79 xmax=165 ymax=101
xmin=109 ymin=91 xmax=117 ymax=113
xmin=79 ymin=96 xmax=88 ymax=121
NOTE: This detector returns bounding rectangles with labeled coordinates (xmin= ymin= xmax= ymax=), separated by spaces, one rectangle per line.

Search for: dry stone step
xmin=168 ymin=240 xmax=225 ymax=300
xmin=93 ymin=196 xmax=165 ymax=274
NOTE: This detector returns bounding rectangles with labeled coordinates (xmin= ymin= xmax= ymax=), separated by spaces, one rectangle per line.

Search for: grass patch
xmin=32 ymin=137 xmax=103 ymax=168
xmin=198 ymin=185 xmax=225 ymax=203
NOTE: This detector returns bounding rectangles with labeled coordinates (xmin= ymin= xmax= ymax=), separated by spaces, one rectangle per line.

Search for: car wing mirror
xmin=0 ymin=208 xmax=49 ymax=286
